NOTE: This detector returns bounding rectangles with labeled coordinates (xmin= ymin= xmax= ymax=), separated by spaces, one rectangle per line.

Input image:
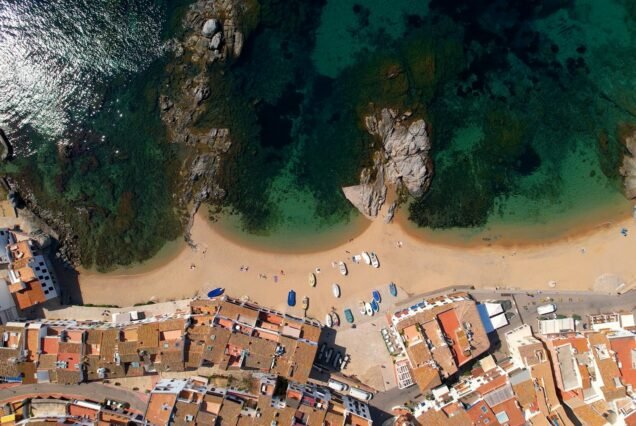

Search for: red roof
xmin=437 ymin=309 xmax=470 ymax=366
xmin=41 ymin=337 xmax=59 ymax=355
xmin=610 ymin=336 xmax=636 ymax=388
xmin=467 ymin=402 xmax=498 ymax=426
xmin=491 ymin=399 xmax=525 ymax=426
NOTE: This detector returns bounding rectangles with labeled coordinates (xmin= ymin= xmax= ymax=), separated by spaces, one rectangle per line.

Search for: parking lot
xmin=313 ymin=320 xmax=397 ymax=392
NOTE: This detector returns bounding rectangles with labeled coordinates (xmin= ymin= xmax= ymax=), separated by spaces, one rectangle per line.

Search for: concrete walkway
xmin=0 ymin=382 xmax=148 ymax=412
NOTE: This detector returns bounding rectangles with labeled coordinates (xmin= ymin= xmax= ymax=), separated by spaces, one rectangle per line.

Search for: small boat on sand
xmin=344 ymin=309 xmax=354 ymax=323
xmin=365 ymin=302 xmax=373 ymax=316
xmin=389 ymin=282 xmax=397 ymax=297
xmin=361 ymin=252 xmax=371 ymax=265
xmin=331 ymin=311 xmax=340 ymax=327
xmin=207 ymin=287 xmax=224 ymax=298
xmin=332 ymin=283 xmax=341 ymax=298
xmin=370 ymin=252 xmax=380 ymax=268
xmin=288 ymin=290 xmax=296 ymax=307
xmin=325 ymin=313 xmax=333 ymax=327
xmin=371 ymin=300 xmax=379 ymax=313
xmin=302 ymin=296 xmax=309 ymax=310
xmin=338 ymin=261 xmax=348 ymax=276
xmin=358 ymin=301 xmax=366 ymax=315
xmin=372 ymin=290 xmax=381 ymax=303
xmin=309 ymin=273 xmax=316 ymax=287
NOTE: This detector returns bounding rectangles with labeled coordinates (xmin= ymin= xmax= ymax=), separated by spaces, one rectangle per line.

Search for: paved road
xmin=0 ymin=382 xmax=148 ymax=413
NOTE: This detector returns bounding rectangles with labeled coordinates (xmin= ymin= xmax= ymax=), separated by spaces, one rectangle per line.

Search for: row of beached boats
xmin=356 ymin=251 xmax=380 ymax=268
xmin=307 ymin=252 xmax=380 ymax=288
xmin=324 ymin=282 xmax=398 ymax=328
xmin=357 ymin=283 xmax=396 ymax=317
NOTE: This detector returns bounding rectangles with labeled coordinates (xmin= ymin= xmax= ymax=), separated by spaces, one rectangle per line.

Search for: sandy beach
xmin=76 ymin=206 xmax=636 ymax=320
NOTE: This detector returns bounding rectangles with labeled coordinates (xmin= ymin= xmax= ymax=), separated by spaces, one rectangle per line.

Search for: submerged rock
xmin=620 ymin=130 xmax=636 ymax=198
xmin=343 ymin=108 xmax=433 ymax=219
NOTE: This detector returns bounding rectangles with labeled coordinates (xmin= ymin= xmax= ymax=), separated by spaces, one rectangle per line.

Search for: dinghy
xmin=331 ymin=311 xmax=340 ymax=327
xmin=338 ymin=261 xmax=348 ymax=276
xmin=302 ymin=296 xmax=309 ymax=310
xmin=358 ymin=301 xmax=366 ymax=315
xmin=332 ymin=283 xmax=341 ymax=298
xmin=325 ymin=313 xmax=333 ymax=327
xmin=344 ymin=309 xmax=354 ymax=323
xmin=371 ymin=300 xmax=379 ymax=313
xmin=309 ymin=273 xmax=316 ymax=287
xmin=365 ymin=302 xmax=373 ymax=316
xmin=370 ymin=252 xmax=380 ymax=268
xmin=287 ymin=290 xmax=296 ymax=307
xmin=361 ymin=252 xmax=371 ymax=265
xmin=372 ymin=290 xmax=381 ymax=303
xmin=207 ymin=287 xmax=224 ymax=298
xmin=389 ymin=282 xmax=397 ymax=297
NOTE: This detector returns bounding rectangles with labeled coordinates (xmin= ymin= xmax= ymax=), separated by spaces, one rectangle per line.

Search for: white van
xmin=349 ymin=387 xmax=373 ymax=401
xmin=327 ymin=379 xmax=349 ymax=392
xmin=537 ymin=304 xmax=556 ymax=315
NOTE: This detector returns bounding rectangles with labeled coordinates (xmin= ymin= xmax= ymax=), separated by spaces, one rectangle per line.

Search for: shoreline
xmin=79 ymin=196 xmax=635 ymax=280
xmin=76 ymin=202 xmax=636 ymax=319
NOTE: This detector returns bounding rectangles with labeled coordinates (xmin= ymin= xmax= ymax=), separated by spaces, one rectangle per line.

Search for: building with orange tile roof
xmin=5 ymin=238 xmax=58 ymax=310
xmin=143 ymin=374 xmax=373 ymax=426
xmin=609 ymin=332 xmax=636 ymax=390
xmin=389 ymin=293 xmax=489 ymax=392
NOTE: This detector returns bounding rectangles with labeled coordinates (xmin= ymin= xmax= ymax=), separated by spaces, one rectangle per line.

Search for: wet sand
xmin=77 ymin=205 xmax=636 ymax=321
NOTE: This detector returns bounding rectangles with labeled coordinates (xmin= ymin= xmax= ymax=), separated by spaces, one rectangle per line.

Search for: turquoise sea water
xmin=1 ymin=0 xmax=635 ymax=265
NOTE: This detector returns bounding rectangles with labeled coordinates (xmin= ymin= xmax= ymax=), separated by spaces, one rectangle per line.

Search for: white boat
xmin=361 ymin=252 xmax=371 ymax=265
xmin=358 ymin=301 xmax=366 ymax=315
xmin=331 ymin=311 xmax=340 ymax=326
xmin=325 ymin=314 xmax=333 ymax=327
xmin=309 ymin=273 xmax=316 ymax=287
xmin=338 ymin=261 xmax=347 ymax=276
xmin=365 ymin=302 xmax=373 ymax=316
xmin=332 ymin=283 xmax=341 ymax=298
xmin=370 ymin=252 xmax=380 ymax=268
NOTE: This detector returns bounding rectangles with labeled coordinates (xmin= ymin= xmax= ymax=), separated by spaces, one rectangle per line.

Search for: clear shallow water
xmin=0 ymin=0 xmax=635 ymax=267
xmin=218 ymin=0 xmax=636 ymax=244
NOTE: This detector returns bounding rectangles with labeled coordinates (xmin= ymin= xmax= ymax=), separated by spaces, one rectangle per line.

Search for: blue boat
xmin=288 ymin=290 xmax=296 ymax=307
xmin=372 ymin=290 xmax=381 ymax=303
xmin=389 ymin=282 xmax=397 ymax=297
xmin=344 ymin=308 xmax=354 ymax=323
xmin=207 ymin=287 xmax=224 ymax=298
xmin=371 ymin=300 xmax=379 ymax=312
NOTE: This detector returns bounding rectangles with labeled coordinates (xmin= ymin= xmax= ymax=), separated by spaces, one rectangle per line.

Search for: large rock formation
xmin=342 ymin=108 xmax=433 ymax=220
xmin=159 ymin=0 xmax=257 ymax=240
xmin=620 ymin=130 xmax=636 ymax=199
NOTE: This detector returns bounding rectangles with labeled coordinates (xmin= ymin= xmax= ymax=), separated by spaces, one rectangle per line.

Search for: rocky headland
xmin=620 ymin=129 xmax=636 ymax=199
xmin=342 ymin=108 xmax=433 ymax=222
xmin=159 ymin=0 xmax=257 ymax=241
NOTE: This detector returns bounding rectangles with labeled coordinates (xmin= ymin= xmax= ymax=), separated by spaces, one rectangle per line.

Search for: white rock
xmin=202 ymin=19 xmax=219 ymax=37
xmin=209 ymin=32 xmax=223 ymax=50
